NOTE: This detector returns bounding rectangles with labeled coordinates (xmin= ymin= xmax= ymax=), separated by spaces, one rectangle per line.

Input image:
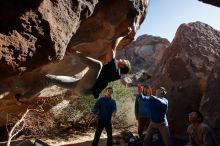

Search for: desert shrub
xmin=54 ymin=95 xmax=96 ymax=126
xmin=7 ymin=81 xmax=136 ymax=139
xmin=55 ymin=81 xmax=136 ymax=129
xmin=108 ymin=81 xmax=136 ymax=128
xmin=7 ymin=109 xmax=55 ymax=139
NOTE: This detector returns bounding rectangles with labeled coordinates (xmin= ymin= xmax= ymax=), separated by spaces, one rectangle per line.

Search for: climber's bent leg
xmin=75 ymin=59 xmax=102 ymax=95
xmin=21 ymin=74 xmax=79 ymax=99
xmin=69 ymin=50 xmax=103 ymax=95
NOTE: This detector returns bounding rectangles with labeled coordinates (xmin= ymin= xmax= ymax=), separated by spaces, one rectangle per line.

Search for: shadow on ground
xmin=59 ymin=136 xmax=188 ymax=146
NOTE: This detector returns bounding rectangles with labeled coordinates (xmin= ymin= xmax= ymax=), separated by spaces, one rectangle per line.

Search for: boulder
xmin=151 ymin=21 xmax=220 ymax=138
xmin=200 ymin=61 xmax=220 ymax=140
xmin=199 ymin=0 xmax=220 ymax=7
xmin=117 ymin=34 xmax=170 ymax=86
xmin=0 ymin=0 xmax=149 ymax=126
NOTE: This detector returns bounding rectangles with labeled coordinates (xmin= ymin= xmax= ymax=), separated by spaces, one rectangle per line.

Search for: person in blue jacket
xmin=135 ymin=83 xmax=152 ymax=138
xmin=143 ymin=87 xmax=171 ymax=146
xmin=91 ymin=86 xmax=116 ymax=146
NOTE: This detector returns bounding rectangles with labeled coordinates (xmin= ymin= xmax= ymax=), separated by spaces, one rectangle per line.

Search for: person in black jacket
xmin=15 ymin=30 xmax=131 ymax=102
xmin=15 ymin=50 xmax=130 ymax=102
xmin=92 ymin=56 xmax=130 ymax=98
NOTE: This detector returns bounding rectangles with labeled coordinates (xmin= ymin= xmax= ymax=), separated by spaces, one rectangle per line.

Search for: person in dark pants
xmin=135 ymin=83 xmax=151 ymax=138
xmin=143 ymin=87 xmax=171 ymax=146
xmin=15 ymin=28 xmax=132 ymax=102
xmin=15 ymin=50 xmax=131 ymax=102
xmin=91 ymin=86 xmax=116 ymax=146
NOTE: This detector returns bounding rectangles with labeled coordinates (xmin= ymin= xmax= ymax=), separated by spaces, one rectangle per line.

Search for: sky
xmin=135 ymin=0 xmax=220 ymax=42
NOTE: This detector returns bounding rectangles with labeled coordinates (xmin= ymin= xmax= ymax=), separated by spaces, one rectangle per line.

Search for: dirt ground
xmin=0 ymin=126 xmax=188 ymax=146
xmin=43 ymin=128 xmax=132 ymax=146
xmin=0 ymin=128 xmax=129 ymax=146
xmin=38 ymin=126 xmax=188 ymax=146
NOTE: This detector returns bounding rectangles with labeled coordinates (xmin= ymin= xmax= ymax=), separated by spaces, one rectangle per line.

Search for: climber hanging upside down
xmin=16 ymin=28 xmax=132 ymax=102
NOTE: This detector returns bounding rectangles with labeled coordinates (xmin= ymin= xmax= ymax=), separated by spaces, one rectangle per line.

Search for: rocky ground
xmin=0 ymin=127 xmax=135 ymax=146
xmin=0 ymin=125 xmax=189 ymax=146
xmin=44 ymin=128 xmax=128 ymax=146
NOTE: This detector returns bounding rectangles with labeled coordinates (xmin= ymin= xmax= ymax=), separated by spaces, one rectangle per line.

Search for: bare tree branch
xmin=7 ymin=109 xmax=30 ymax=146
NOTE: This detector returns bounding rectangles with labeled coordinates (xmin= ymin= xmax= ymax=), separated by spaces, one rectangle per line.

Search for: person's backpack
xmin=121 ymin=130 xmax=134 ymax=143
xmin=121 ymin=130 xmax=143 ymax=146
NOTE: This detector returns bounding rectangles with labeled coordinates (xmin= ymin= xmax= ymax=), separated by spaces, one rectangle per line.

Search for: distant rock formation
xmin=117 ymin=34 xmax=170 ymax=86
xmin=151 ymin=21 xmax=220 ymax=138
xmin=200 ymin=61 xmax=220 ymax=139
xmin=0 ymin=0 xmax=148 ymax=126
xmin=199 ymin=0 xmax=220 ymax=7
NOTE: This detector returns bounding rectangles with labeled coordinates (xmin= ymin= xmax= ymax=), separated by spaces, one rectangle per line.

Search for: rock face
xmin=151 ymin=22 xmax=220 ymax=138
xmin=117 ymin=34 xmax=170 ymax=86
xmin=200 ymin=62 xmax=220 ymax=139
xmin=199 ymin=0 xmax=220 ymax=7
xmin=0 ymin=0 xmax=96 ymax=79
xmin=0 ymin=0 xmax=149 ymax=126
